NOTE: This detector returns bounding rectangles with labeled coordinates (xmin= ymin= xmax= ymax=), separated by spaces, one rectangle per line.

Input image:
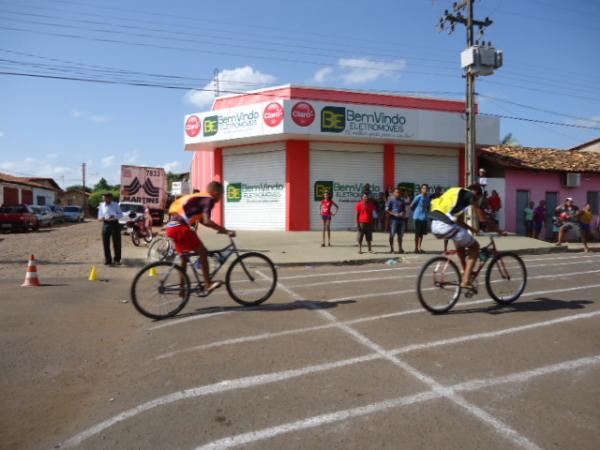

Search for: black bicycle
xmin=131 ymin=234 xmax=277 ymax=319
xmin=416 ymin=232 xmax=527 ymax=314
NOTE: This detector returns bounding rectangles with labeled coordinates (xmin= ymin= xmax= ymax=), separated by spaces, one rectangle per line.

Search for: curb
xmin=271 ymin=245 xmax=569 ymax=267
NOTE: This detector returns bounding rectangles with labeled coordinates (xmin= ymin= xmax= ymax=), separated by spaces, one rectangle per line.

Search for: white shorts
xmin=431 ymin=220 xmax=476 ymax=248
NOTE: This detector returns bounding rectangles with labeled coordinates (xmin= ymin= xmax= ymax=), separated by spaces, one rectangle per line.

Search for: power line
xmin=480 ymin=112 xmax=600 ymax=131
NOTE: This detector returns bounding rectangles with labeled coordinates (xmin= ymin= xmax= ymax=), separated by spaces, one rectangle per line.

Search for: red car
xmin=0 ymin=204 xmax=40 ymax=232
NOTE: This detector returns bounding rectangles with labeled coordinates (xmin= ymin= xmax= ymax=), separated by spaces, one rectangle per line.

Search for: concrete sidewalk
xmin=200 ymin=230 xmax=568 ymax=266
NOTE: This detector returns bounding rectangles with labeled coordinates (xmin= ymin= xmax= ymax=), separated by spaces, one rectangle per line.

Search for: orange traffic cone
xmin=21 ymin=254 xmax=41 ymax=287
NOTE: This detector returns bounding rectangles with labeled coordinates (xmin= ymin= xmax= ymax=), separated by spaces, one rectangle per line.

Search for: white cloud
xmin=101 ymin=155 xmax=116 ymax=167
xmin=46 ymin=152 xmax=59 ymax=159
xmin=124 ymin=150 xmax=139 ymax=164
xmin=163 ymin=161 xmax=180 ymax=173
xmin=313 ymin=67 xmax=334 ymax=83
xmin=0 ymin=157 xmax=74 ymax=183
xmin=184 ymin=66 xmax=277 ymax=108
xmin=312 ymin=58 xmax=407 ymax=86
xmin=71 ymin=110 xmax=112 ymax=124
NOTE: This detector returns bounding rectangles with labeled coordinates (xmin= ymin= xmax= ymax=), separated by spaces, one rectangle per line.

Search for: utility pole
xmin=82 ymin=162 xmax=87 ymax=216
xmin=438 ymin=1 xmax=501 ymax=186
xmin=213 ymin=68 xmax=220 ymax=98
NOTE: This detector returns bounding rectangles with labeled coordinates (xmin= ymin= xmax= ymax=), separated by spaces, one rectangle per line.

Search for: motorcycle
xmin=126 ymin=211 xmax=153 ymax=246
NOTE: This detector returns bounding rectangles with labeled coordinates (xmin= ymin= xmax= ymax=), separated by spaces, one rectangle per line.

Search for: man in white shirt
xmin=97 ymin=192 xmax=123 ymax=265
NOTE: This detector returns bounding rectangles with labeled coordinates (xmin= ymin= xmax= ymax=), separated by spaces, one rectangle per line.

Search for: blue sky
xmin=0 ymin=0 xmax=598 ymax=187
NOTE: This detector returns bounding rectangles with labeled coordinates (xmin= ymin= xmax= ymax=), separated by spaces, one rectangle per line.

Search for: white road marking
xmin=196 ymin=354 xmax=600 ymax=450
xmin=156 ymin=283 xmax=600 ymax=359
xmin=58 ymin=353 xmax=381 ymax=448
xmin=60 ymin=303 xmax=600 ymax=448
xmin=277 ymin=282 xmax=542 ymax=450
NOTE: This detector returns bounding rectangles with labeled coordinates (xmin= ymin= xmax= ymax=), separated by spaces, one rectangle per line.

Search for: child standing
xmin=533 ymin=200 xmax=547 ymax=239
xmin=410 ymin=184 xmax=430 ymax=253
xmin=356 ymin=193 xmax=375 ymax=254
xmin=320 ymin=191 xmax=338 ymax=247
xmin=523 ymin=201 xmax=535 ymax=237
xmin=580 ymin=203 xmax=593 ymax=253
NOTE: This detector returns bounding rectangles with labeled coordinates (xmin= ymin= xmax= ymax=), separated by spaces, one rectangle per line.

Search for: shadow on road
xmin=158 ymin=299 xmax=356 ymax=322
xmin=448 ymin=297 xmax=594 ymax=316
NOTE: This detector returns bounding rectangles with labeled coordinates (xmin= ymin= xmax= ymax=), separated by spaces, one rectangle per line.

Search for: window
xmin=37 ymin=196 xmax=46 ymax=206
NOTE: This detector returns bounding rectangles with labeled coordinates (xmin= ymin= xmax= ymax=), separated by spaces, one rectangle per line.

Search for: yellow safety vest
xmin=169 ymin=192 xmax=211 ymax=224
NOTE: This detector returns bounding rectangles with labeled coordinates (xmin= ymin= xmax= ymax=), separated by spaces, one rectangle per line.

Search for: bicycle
xmin=416 ymin=232 xmax=527 ymax=314
xmin=146 ymin=235 xmax=175 ymax=262
xmin=131 ymin=234 xmax=278 ymax=319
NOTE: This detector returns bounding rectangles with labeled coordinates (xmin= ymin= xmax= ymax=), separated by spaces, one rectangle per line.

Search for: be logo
xmin=321 ymin=106 xmax=345 ymax=133
xmin=185 ymin=115 xmax=201 ymax=137
xmin=314 ymin=180 xmax=334 ymax=201
xmin=203 ymin=115 xmax=218 ymax=137
xmin=227 ymin=183 xmax=242 ymax=202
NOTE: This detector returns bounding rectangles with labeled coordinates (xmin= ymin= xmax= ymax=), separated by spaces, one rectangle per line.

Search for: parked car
xmin=0 ymin=204 xmax=39 ymax=232
xmin=63 ymin=205 xmax=85 ymax=222
xmin=118 ymin=202 xmax=145 ymax=229
xmin=49 ymin=205 xmax=64 ymax=223
xmin=30 ymin=205 xmax=54 ymax=227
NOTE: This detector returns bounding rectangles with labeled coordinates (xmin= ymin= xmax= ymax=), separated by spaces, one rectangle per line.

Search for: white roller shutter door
xmin=395 ymin=148 xmax=459 ymax=193
xmin=224 ymin=145 xmax=286 ymax=230
xmin=310 ymin=144 xmax=383 ymax=230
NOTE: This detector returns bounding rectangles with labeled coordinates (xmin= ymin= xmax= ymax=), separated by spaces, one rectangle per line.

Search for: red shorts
xmin=166 ymin=223 xmax=202 ymax=254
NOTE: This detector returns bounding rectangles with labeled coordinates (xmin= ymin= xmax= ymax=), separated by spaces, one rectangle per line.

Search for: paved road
xmin=1 ymin=252 xmax=599 ymax=449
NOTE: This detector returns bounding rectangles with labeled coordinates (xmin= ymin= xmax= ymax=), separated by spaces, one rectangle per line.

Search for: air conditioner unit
xmin=563 ymin=172 xmax=581 ymax=187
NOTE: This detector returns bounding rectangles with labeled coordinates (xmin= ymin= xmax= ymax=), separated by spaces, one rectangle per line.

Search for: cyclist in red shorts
xmin=167 ymin=181 xmax=235 ymax=294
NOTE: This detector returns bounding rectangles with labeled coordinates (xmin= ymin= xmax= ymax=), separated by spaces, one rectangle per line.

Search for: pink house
xmin=479 ymin=146 xmax=600 ymax=238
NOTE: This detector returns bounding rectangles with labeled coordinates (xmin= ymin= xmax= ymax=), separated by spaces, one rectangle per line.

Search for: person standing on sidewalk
xmin=387 ymin=188 xmax=407 ymax=254
xmin=319 ymin=191 xmax=338 ymax=247
xmin=97 ymin=192 xmax=123 ymax=265
xmin=533 ymin=199 xmax=547 ymax=239
xmin=410 ymin=184 xmax=431 ymax=253
xmin=356 ymin=193 xmax=375 ymax=254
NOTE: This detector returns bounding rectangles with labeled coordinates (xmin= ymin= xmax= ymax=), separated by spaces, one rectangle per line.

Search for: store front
xmin=186 ymin=85 xmax=499 ymax=231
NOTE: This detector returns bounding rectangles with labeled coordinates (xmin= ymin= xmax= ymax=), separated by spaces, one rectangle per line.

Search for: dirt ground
xmin=0 ymin=221 xmax=148 ymax=280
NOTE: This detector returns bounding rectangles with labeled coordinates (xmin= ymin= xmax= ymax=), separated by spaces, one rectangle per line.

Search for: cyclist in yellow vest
xmin=167 ymin=182 xmax=235 ymax=294
xmin=429 ymin=183 xmax=498 ymax=289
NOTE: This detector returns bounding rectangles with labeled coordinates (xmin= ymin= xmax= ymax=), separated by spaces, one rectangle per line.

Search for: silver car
xmin=63 ymin=205 xmax=85 ymax=222
xmin=30 ymin=205 xmax=54 ymax=227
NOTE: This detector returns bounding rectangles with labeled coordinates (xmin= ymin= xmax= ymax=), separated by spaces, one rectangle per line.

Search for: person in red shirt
xmin=488 ymin=190 xmax=502 ymax=221
xmin=319 ymin=190 xmax=339 ymax=247
xmin=355 ymin=193 xmax=375 ymax=254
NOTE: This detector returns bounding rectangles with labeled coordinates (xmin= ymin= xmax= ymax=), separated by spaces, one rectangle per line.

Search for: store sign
xmin=314 ymin=180 xmax=382 ymax=203
xmin=291 ymin=102 xmax=315 ymax=127
xmin=185 ymin=99 xmax=500 ymax=151
xmin=263 ymin=102 xmax=284 ymax=127
xmin=227 ymin=182 xmax=285 ymax=203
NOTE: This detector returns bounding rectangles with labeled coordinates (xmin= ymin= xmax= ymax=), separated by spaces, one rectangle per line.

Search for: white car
xmin=30 ymin=205 xmax=54 ymax=227
xmin=118 ymin=202 xmax=145 ymax=229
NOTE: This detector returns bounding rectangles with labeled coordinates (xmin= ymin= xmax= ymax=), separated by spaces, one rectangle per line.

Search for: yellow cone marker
xmin=149 ymin=266 xmax=158 ymax=277
xmin=88 ymin=265 xmax=98 ymax=281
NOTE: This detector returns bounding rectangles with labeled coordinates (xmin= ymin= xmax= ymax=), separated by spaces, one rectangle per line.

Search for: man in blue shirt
xmin=386 ymin=188 xmax=406 ymax=253
xmin=410 ymin=183 xmax=431 ymax=254
xmin=97 ymin=192 xmax=123 ymax=265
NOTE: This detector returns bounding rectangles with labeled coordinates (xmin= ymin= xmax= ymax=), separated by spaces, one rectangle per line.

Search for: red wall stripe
xmin=384 ymin=144 xmax=396 ymax=192
xmin=286 ymin=140 xmax=311 ymax=231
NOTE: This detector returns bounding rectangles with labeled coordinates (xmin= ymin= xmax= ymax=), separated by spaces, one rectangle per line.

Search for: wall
xmin=504 ymin=170 xmax=600 ymax=232
xmin=32 ymin=187 xmax=56 ymax=206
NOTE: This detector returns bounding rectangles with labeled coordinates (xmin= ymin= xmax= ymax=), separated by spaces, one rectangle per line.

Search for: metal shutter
xmin=224 ymin=145 xmax=286 ymax=230
xmin=395 ymin=149 xmax=459 ymax=193
xmin=310 ymin=144 xmax=384 ymax=230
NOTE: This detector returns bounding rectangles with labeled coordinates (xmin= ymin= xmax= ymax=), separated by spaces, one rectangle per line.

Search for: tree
xmin=93 ymin=177 xmax=111 ymax=192
xmin=65 ymin=185 xmax=92 ymax=193
xmin=501 ymin=133 xmax=521 ymax=147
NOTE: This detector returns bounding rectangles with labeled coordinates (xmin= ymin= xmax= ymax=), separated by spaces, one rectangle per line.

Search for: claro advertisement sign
xmin=184 ymin=99 xmax=499 ymax=150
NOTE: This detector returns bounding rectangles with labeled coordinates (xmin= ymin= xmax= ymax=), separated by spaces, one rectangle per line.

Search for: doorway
xmin=545 ymin=192 xmax=559 ymax=240
xmin=516 ymin=190 xmax=530 ymax=235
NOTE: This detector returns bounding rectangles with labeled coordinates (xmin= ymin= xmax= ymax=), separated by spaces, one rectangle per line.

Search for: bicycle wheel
xmin=486 ymin=252 xmax=527 ymax=304
xmin=131 ymin=229 xmax=141 ymax=247
xmin=417 ymin=256 xmax=462 ymax=314
xmin=130 ymin=262 xmax=190 ymax=319
xmin=143 ymin=229 xmax=154 ymax=243
xmin=226 ymin=252 xmax=277 ymax=306
xmin=147 ymin=237 xmax=173 ymax=262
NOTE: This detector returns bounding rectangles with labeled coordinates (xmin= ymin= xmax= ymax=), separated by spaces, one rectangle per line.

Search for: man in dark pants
xmin=97 ymin=192 xmax=123 ymax=265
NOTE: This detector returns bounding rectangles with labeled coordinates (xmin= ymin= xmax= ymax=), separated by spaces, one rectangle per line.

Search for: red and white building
xmin=186 ymin=85 xmax=500 ymax=231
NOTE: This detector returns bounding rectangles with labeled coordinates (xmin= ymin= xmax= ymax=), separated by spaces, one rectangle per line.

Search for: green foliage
xmin=93 ymin=177 xmax=112 ymax=192
xmin=501 ymin=133 xmax=521 ymax=147
xmin=65 ymin=185 xmax=92 ymax=193
xmin=88 ymin=189 xmax=120 ymax=208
